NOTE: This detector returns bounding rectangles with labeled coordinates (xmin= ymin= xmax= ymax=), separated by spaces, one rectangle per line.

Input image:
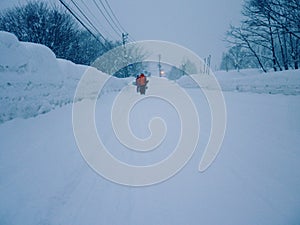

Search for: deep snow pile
xmin=177 ymin=68 xmax=300 ymax=95
xmin=0 ymin=31 xmax=129 ymax=123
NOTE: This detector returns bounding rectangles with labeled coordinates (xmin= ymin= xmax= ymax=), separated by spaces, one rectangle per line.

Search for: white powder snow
xmin=0 ymin=31 xmax=300 ymax=225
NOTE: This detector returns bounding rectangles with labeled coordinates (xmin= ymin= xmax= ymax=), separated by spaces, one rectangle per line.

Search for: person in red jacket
xmin=136 ymin=73 xmax=148 ymax=94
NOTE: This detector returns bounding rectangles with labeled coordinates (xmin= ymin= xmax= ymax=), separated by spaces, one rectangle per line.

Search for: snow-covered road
xmin=1 ymin=88 xmax=300 ymax=225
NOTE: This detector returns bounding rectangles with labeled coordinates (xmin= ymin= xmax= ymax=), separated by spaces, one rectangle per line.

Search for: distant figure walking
xmin=136 ymin=73 xmax=148 ymax=95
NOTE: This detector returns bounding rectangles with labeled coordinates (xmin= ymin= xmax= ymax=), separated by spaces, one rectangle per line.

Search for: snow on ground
xmin=1 ymin=31 xmax=300 ymax=224
xmin=0 ymin=88 xmax=300 ymax=225
xmin=178 ymin=68 xmax=300 ymax=95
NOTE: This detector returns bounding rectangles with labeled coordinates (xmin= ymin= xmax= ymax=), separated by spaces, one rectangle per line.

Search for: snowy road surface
xmin=1 ymin=86 xmax=300 ymax=225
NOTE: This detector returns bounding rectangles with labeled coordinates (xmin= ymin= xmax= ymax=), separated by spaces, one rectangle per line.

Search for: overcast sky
xmin=0 ymin=0 xmax=244 ymax=68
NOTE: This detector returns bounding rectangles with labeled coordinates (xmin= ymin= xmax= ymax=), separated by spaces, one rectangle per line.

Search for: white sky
xmin=0 ymin=0 xmax=243 ymax=68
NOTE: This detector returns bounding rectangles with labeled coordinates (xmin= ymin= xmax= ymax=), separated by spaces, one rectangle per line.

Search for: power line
xmin=103 ymin=0 xmax=126 ymax=33
xmin=94 ymin=0 xmax=135 ymax=42
xmin=98 ymin=0 xmax=123 ymax=34
xmin=103 ymin=0 xmax=135 ymax=42
xmin=92 ymin=0 xmax=120 ymax=37
xmin=61 ymin=0 xmax=135 ymax=45
xmin=67 ymin=1 xmax=99 ymax=35
xmin=79 ymin=0 xmax=116 ymax=40
xmin=59 ymin=0 xmax=108 ymax=50
xmin=70 ymin=0 xmax=108 ymax=42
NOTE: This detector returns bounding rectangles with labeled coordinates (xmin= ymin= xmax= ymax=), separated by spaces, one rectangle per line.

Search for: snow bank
xmin=0 ymin=31 xmax=62 ymax=82
xmin=2 ymin=30 xmax=299 ymax=124
xmin=0 ymin=31 xmax=130 ymax=124
xmin=177 ymin=69 xmax=300 ymax=95
xmin=0 ymin=31 xmax=28 ymax=72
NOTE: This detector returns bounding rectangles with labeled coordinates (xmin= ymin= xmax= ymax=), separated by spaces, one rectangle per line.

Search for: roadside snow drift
xmin=0 ymin=31 xmax=129 ymax=123
xmin=177 ymin=69 xmax=300 ymax=95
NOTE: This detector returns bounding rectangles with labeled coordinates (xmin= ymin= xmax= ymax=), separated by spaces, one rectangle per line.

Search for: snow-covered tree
xmin=0 ymin=1 xmax=109 ymax=65
xmin=181 ymin=58 xmax=198 ymax=75
xmin=93 ymin=43 xmax=148 ymax=78
xmin=220 ymin=45 xmax=259 ymax=71
xmin=167 ymin=66 xmax=184 ymax=80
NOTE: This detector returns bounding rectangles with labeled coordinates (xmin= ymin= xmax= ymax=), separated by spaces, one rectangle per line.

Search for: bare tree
xmin=224 ymin=0 xmax=300 ymax=72
xmin=226 ymin=25 xmax=268 ymax=72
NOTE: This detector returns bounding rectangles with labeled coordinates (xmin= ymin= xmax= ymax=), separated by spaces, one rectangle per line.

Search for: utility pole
xmin=158 ymin=54 xmax=162 ymax=77
xmin=122 ymin=32 xmax=128 ymax=46
xmin=182 ymin=63 xmax=186 ymax=76
xmin=207 ymin=54 xmax=211 ymax=74
xmin=203 ymin=55 xmax=211 ymax=74
xmin=122 ymin=33 xmax=128 ymax=77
